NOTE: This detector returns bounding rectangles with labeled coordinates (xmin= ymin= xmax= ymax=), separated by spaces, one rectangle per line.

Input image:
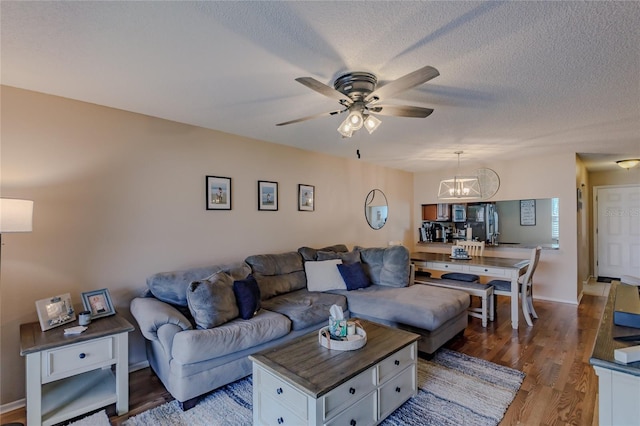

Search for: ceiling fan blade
xmin=295 ymin=77 xmax=352 ymax=104
xmin=276 ymin=109 xmax=346 ymax=126
xmin=368 ymin=105 xmax=434 ymax=118
xmin=365 ymin=65 xmax=439 ymax=103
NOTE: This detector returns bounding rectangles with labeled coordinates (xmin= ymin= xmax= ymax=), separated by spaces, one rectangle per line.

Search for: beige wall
xmin=413 ymin=153 xmax=579 ymax=304
xmin=0 ymin=86 xmax=414 ymax=406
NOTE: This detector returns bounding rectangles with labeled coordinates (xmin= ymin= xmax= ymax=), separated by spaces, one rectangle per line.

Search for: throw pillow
xmin=304 ymin=259 xmax=346 ymax=292
xmin=233 ymin=275 xmax=261 ymax=320
xmin=187 ymin=271 xmax=239 ymax=329
xmin=337 ymin=262 xmax=371 ymax=291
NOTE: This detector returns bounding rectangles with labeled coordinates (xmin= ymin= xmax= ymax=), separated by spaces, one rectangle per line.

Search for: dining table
xmin=410 ymin=251 xmax=530 ymax=329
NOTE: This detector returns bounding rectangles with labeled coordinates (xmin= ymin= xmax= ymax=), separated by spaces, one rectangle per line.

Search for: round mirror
xmin=365 ymin=189 xmax=388 ymax=230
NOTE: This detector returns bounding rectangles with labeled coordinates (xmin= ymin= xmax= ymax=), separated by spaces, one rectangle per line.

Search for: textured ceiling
xmin=2 ymin=1 xmax=639 ymax=172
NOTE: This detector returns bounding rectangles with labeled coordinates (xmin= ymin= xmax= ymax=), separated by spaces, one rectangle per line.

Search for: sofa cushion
xmin=187 ymin=271 xmax=239 ymax=329
xmin=316 ymin=250 xmax=361 ymax=264
xmin=331 ymin=284 xmax=469 ymax=331
xmin=245 ymin=251 xmax=306 ymax=300
xmin=357 ymin=245 xmax=410 ymax=288
xmin=147 ymin=261 xmax=251 ymax=307
xmin=260 ymin=288 xmax=348 ymax=330
xmin=171 ymin=309 xmax=291 ymax=364
xmin=298 ymin=244 xmax=349 ymax=261
xmin=233 ymin=275 xmax=261 ymax=320
xmin=337 ymin=262 xmax=371 ymax=291
xmin=441 ymin=272 xmax=480 ymax=282
xmin=305 ymin=259 xmax=346 ymax=292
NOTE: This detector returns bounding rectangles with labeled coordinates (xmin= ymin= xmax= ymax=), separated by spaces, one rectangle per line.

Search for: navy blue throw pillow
xmin=337 ymin=262 xmax=371 ymax=291
xmin=233 ymin=275 xmax=261 ymax=319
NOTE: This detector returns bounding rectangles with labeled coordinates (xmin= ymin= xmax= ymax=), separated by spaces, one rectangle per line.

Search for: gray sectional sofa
xmin=130 ymin=244 xmax=469 ymax=409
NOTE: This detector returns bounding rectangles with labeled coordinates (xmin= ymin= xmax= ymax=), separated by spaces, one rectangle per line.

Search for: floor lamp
xmin=0 ymin=198 xmax=33 ymax=426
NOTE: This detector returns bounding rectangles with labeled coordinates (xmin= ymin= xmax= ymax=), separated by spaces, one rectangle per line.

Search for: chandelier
xmin=438 ymin=152 xmax=482 ymax=200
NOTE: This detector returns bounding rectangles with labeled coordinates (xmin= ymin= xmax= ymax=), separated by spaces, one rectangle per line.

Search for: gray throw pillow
xmin=187 ymin=271 xmax=239 ymax=329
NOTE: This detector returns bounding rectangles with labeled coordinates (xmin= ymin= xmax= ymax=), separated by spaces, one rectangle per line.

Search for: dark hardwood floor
xmin=1 ymin=294 xmax=606 ymax=426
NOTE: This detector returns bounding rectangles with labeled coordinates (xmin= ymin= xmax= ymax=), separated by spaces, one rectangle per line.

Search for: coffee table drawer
xmin=256 ymin=368 xmax=307 ymax=419
xmin=324 ymin=390 xmax=376 ymax=426
xmin=257 ymin=393 xmax=307 ymax=426
xmin=432 ymin=262 xmax=464 ymax=272
xmin=379 ymin=365 xmax=416 ymax=419
xmin=323 ymin=366 xmax=376 ymax=419
xmin=378 ymin=343 xmax=416 ymax=384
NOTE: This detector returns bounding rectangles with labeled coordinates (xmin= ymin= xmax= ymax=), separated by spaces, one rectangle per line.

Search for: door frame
xmin=592 ymin=184 xmax=640 ymax=278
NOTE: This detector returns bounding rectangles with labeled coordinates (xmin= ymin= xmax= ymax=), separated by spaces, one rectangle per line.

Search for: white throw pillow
xmin=305 ymin=259 xmax=346 ymax=292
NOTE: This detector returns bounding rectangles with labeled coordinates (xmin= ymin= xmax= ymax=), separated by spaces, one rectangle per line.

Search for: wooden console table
xmin=20 ymin=314 xmax=134 ymax=426
xmin=590 ymin=281 xmax=640 ymax=426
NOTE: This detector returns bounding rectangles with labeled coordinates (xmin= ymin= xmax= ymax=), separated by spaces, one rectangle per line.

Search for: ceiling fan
xmin=276 ymin=65 xmax=439 ymax=137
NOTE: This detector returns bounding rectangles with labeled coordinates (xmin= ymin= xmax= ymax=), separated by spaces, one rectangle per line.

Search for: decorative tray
xmin=318 ymin=326 xmax=367 ymax=351
xmin=450 ymin=255 xmax=472 ymax=260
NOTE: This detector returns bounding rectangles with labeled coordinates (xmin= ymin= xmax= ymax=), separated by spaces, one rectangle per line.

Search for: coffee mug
xmin=79 ymin=311 xmax=91 ymax=326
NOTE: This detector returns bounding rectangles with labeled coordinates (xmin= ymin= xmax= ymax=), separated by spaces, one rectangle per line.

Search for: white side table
xmin=20 ymin=314 xmax=134 ymax=426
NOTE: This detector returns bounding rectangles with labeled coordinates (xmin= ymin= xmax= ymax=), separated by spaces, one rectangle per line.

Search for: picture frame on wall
xmin=81 ymin=288 xmax=116 ymax=319
xmin=298 ymin=184 xmax=315 ymax=211
xmin=258 ymin=181 xmax=278 ymax=211
xmin=520 ymin=199 xmax=536 ymax=226
xmin=35 ymin=293 xmax=76 ymax=331
xmin=206 ymin=176 xmax=232 ymax=210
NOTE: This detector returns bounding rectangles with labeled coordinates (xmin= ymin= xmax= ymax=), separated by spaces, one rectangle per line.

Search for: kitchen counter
xmin=416 ymin=242 xmax=559 ymax=250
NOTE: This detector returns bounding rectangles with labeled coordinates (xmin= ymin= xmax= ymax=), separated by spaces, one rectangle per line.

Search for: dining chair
xmin=488 ymin=246 xmax=542 ymax=326
xmin=441 ymin=240 xmax=485 ymax=282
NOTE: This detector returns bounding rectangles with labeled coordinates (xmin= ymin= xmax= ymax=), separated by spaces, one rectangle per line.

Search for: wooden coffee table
xmin=249 ymin=319 xmax=420 ymax=426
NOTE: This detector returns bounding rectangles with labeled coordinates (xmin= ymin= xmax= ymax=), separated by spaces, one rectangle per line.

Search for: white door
xmin=596 ymin=186 xmax=640 ymax=279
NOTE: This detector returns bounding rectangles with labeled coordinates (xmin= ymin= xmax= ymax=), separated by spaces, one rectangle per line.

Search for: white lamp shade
xmin=0 ymin=198 xmax=34 ymax=232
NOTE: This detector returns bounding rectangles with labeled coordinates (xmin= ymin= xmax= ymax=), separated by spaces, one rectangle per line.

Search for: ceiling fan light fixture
xmin=347 ymin=110 xmax=364 ymax=130
xmin=363 ymin=115 xmax=381 ymax=134
xmin=616 ymin=159 xmax=640 ymax=169
xmin=338 ymin=117 xmax=353 ymax=138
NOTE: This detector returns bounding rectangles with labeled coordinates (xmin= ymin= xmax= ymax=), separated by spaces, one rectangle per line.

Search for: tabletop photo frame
xmin=81 ymin=288 xmax=116 ymax=319
xmin=35 ymin=293 xmax=76 ymax=331
xmin=298 ymin=184 xmax=315 ymax=211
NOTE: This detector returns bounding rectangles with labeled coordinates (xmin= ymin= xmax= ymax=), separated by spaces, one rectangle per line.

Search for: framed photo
xmin=520 ymin=199 xmax=536 ymax=226
xmin=81 ymin=288 xmax=116 ymax=319
xmin=35 ymin=293 xmax=76 ymax=331
xmin=206 ymin=176 xmax=232 ymax=210
xmin=298 ymin=184 xmax=315 ymax=211
xmin=258 ymin=181 xmax=278 ymax=211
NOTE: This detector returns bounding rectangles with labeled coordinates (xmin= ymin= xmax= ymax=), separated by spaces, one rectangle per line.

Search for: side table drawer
xmin=256 ymin=368 xmax=307 ymax=419
xmin=323 ymin=366 xmax=376 ymax=419
xmin=379 ymin=365 xmax=416 ymax=420
xmin=378 ymin=343 xmax=416 ymax=384
xmin=324 ymin=390 xmax=376 ymax=426
xmin=257 ymin=393 xmax=308 ymax=426
xmin=42 ymin=336 xmax=115 ymax=381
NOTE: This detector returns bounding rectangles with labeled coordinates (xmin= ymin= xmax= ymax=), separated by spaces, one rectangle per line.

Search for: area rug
xmin=122 ymin=348 xmax=524 ymax=426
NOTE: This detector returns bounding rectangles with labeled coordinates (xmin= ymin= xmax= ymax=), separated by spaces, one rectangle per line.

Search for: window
xmin=551 ymin=198 xmax=559 ymax=242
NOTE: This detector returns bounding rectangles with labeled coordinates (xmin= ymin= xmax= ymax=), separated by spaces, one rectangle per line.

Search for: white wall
xmin=0 ymin=86 xmax=414 ymax=405
xmin=413 ymin=154 xmax=579 ymax=304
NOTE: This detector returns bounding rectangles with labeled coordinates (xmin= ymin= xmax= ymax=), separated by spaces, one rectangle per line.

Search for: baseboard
xmin=0 ymin=360 xmax=151 ymax=414
xmin=533 ymin=295 xmax=579 ymax=305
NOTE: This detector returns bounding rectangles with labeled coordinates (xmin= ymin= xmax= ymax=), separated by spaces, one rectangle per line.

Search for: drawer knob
xmin=484 ymin=268 xmax=488 ymax=272
xmin=276 ymin=387 xmax=283 ymax=395
xmin=395 ymin=386 xmax=401 ymax=393
xmin=79 ymin=353 xmax=86 ymax=359
xmin=277 ymin=417 xmax=284 ymax=424
xmin=394 ymin=359 xmax=400 ymax=366
xmin=350 ymin=420 xmax=357 ymax=426
xmin=349 ymin=387 xmax=356 ymax=395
